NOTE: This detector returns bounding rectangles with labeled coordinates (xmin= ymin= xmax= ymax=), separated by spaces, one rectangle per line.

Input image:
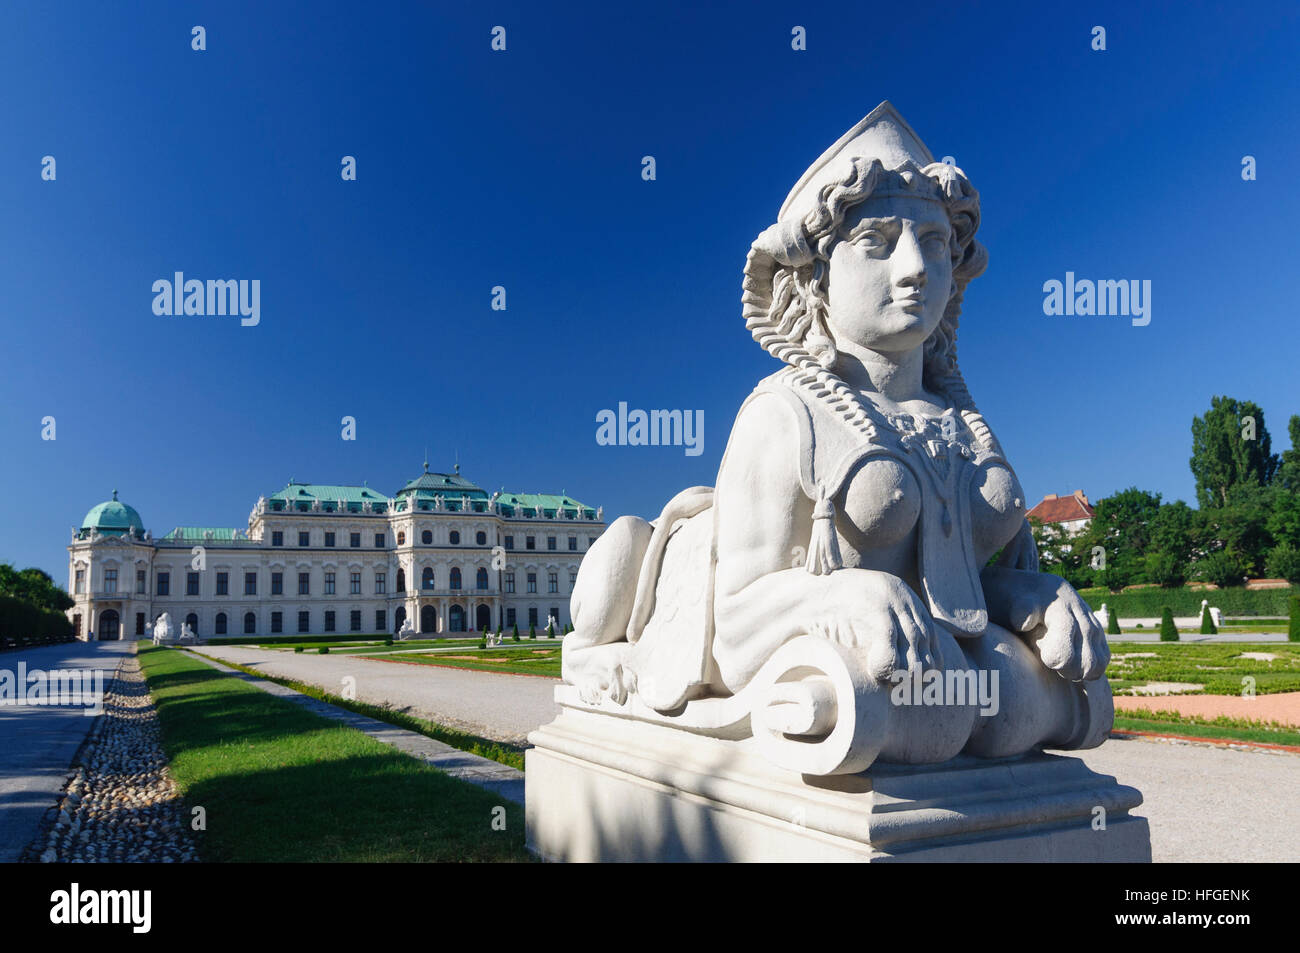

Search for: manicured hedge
xmin=1290 ymin=596 xmax=1300 ymax=643
xmin=1077 ymin=585 xmax=1295 ymax=618
xmin=0 ymin=595 xmax=75 ymax=648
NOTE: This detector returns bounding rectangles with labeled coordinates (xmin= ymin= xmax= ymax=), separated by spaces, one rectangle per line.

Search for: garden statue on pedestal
xmin=527 ymin=102 xmax=1148 ymax=862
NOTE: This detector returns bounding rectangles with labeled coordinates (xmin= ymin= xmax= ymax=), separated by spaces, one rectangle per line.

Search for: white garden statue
xmin=528 ymin=102 xmax=1147 ymax=862
xmin=151 ymin=612 xmax=175 ymax=645
xmin=397 ymin=617 xmax=415 ymax=641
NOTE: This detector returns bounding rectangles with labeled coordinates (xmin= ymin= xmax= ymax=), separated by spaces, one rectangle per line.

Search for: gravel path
xmin=24 ymin=651 xmax=199 ymax=863
xmin=0 ymin=640 xmax=132 ymax=861
xmin=197 ymin=645 xmax=559 ymax=745
xmin=1061 ymin=736 xmax=1300 ymax=862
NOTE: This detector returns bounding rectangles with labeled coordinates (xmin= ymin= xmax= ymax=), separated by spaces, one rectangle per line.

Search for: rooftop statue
xmin=561 ymin=102 xmax=1113 ymax=777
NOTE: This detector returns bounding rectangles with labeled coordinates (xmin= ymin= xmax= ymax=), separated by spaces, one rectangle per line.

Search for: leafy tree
xmin=1192 ymin=550 xmax=1247 ymax=588
xmin=1265 ymin=542 xmax=1300 ymax=583
xmin=1070 ymin=488 xmax=1162 ymax=587
xmin=1290 ymin=595 xmax=1300 ymax=643
xmin=1275 ymin=415 xmax=1300 ymax=492
xmin=1190 ymin=396 xmax=1279 ymax=509
xmin=0 ymin=565 xmax=73 ymax=613
xmin=1143 ymin=551 xmax=1185 ymax=588
xmin=1201 ymin=484 xmax=1275 ymax=575
xmin=1265 ymin=483 xmax=1300 ymax=550
xmin=1149 ymin=501 xmax=1202 ymax=567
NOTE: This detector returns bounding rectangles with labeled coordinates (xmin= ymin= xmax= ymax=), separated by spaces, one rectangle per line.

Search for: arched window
xmin=397 ymin=531 xmax=406 ymax=545
xmin=450 ymin=530 xmax=461 ymax=545
xmin=476 ymin=531 xmax=487 ymax=545
xmin=421 ymin=529 xmax=432 ymax=545
xmin=185 ymin=612 xmax=199 ymax=634
xmin=422 ymin=567 xmax=434 ymax=590
xmin=397 ymin=568 xmax=406 ymax=592
xmin=449 ymin=567 xmax=462 ymax=590
xmin=215 ymin=612 xmax=228 ymax=635
xmin=476 ymin=567 xmax=489 ymax=590
xmin=449 ymin=604 xmax=466 ymax=632
xmin=244 ymin=612 xmax=256 ymax=634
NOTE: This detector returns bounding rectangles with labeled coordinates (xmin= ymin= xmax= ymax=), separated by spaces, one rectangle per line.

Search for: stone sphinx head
xmin=744 ymin=102 xmax=990 ymax=431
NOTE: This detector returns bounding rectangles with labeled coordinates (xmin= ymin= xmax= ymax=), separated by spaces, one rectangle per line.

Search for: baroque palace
xmin=66 ymin=464 xmax=605 ymax=641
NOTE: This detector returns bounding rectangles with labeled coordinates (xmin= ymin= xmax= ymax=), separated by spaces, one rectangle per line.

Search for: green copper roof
xmin=266 ymin=483 xmax=390 ymax=513
xmin=161 ymin=527 xmax=241 ymax=542
xmin=497 ymin=492 xmax=597 ymax=519
xmin=80 ymin=491 xmax=145 ymax=536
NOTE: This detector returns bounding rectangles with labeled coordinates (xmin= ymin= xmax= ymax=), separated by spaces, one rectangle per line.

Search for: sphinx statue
xmin=560 ymin=102 xmax=1112 ymax=775
xmin=529 ymin=103 xmax=1147 ymax=861
xmin=151 ymin=612 xmax=175 ymax=645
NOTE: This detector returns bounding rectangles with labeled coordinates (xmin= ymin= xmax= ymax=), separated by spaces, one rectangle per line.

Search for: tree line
xmin=1035 ymin=396 xmax=1300 ymax=592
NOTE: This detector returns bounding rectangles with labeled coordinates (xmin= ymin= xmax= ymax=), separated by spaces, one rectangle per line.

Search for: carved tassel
xmin=804 ymin=495 xmax=843 ymax=575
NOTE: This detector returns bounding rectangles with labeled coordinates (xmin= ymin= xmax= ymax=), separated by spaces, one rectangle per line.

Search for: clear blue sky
xmin=2 ymin=0 xmax=1298 ymax=582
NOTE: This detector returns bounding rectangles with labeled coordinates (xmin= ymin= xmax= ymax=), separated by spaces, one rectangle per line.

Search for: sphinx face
xmin=825 ymin=194 xmax=953 ymax=355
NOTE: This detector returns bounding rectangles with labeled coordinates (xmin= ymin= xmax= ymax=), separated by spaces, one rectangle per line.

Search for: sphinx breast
xmin=838 ymin=457 xmax=924 ymax=550
xmin=970 ymin=462 xmax=1026 ymax=553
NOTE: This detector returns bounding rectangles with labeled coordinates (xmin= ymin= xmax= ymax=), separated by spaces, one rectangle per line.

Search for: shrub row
xmin=1077 ymin=585 xmax=1295 ymax=618
xmin=0 ymin=596 xmax=75 ymax=649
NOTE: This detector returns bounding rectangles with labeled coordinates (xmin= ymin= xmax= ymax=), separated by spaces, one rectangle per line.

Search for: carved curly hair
xmin=743 ymin=156 xmax=996 ymax=450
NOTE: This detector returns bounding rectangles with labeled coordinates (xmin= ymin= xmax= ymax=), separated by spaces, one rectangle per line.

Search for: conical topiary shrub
xmin=529 ymin=624 xmax=536 ymax=640
xmin=512 ymin=623 xmax=520 ymax=641
xmin=1159 ymin=606 xmax=1178 ymax=642
xmin=1106 ymin=609 xmax=1120 ymax=636
xmin=1200 ymin=604 xmax=1217 ymax=635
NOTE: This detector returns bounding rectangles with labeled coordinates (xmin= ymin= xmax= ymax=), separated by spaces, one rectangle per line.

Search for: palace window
xmin=298 ymin=611 xmax=310 ymax=633
xmin=271 ymin=572 xmax=283 ymax=595
xmin=396 ymin=569 xmax=405 ymax=592
xmin=299 ymin=531 xmax=310 ymax=547
xmin=272 ymin=531 xmax=283 ymax=547
xmin=136 ymin=569 xmax=146 ymax=594
xmin=375 ymin=609 xmax=386 ymax=632
xmin=375 ymin=533 xmax=385 ymax=548
xmin=185 ymin=613 xmax=199 ymax=634
xmin=397 ymin=532 xmax=406 ymax=546
xmin=570 ymin=570 xmax=578 ymax=590
xmin=298 ymin=572 xmax=310 ymax=595
xmin=324 ymin=572 xmax=336 ymax=595
xmin=271 ymin=611 xmax=283 ymax=634
xmin=350 ymin=610 xmax=361 ymax=632
xmin=504 ymin=572 xmax=515 ymax=594
xmin=505 ymin=535 xmax=514 ymax=550
xmin=548 ymin=572 xmax=558 ymax=594
xmin=216 ymin=572 xmax=229 ymax=596
xmin=325 ymin=532 xmax=336 ymax=548
xmin=245 ymin=572 xmax=257 ymax=595
xmin=187 ymin=572 xmax=200 ymax=597
xmin=476 ymin=567 xmax=489 ymax=590
xmin=324 ymin=610 xmax=336 ymax=632
xmin=75 ymin=568 xmax=85 ymax=594
xmin=589 ymin=536 xmax=597 ymax=548
xmin=135 ymin=613 xmax=145 ymax=636
xmin=350 ymin=532 xmax=361 ymax=548
xmin=527 ymin=572 xmax=537 ymax=594
xmin=528 ymin=607 xmax=539 ymax=627
xmin=422 ymin=530 xmax=433 ymax=545
xmin=244 ymin=612 xmax=256 ymax=635
xmin=350 ymin=571 xmax=361 ymax=595
xmin=548 ymin=536 xmax=557 ymax=551
xmin=375 ymin=572 xmax=386 ymax=594
xmin=422 ymin=567 xmax=435 ymax=590
xmin=157 ymin=572 xmax=169 ymax=596
xmin=476 ymin=531 xmax=487 ymax=545
xmin=450 ymin=531 xmax=460 ymax=545
xmin=104 ymin=568 xmax=117 ymax=593
xmin=215 ymin=613 xmax=227 ymax=635
xmin=450 ymin=568 xmax=462 ymax=590
xmin=526 ymin=536 xmax=536 ymax=551
xmin=506 ymin=608 xmax=516 ymax=627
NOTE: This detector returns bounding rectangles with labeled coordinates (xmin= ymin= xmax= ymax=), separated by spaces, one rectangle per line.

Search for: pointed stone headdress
xmin=778 ymin=100 xmax=936 ymax=225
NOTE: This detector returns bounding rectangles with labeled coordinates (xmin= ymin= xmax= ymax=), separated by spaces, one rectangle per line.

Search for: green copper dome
xmin=80 ymin=490 xmax=145 ymax=537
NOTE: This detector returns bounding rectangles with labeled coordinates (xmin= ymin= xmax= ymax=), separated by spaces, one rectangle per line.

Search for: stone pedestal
xmin=526 ymin=707 xmax=1150 ymax=862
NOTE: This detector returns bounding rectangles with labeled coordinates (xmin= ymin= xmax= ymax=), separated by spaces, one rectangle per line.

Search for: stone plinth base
xmin=525 ymin=707 xmax=1150 ymax=862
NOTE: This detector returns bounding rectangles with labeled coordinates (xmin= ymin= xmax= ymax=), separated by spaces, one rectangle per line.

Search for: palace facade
xmin=66 ymin=465 xmax=605 ymax=641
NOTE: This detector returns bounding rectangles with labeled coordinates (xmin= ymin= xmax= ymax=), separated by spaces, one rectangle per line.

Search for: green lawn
xmin=360 ymin=646 xmax=562 ymax=678
xmin=138 ymin=645 xmax=530 ymax=862
xmin=1112 ymin=709 xmax=1300 ymax=747
xmin=1106 ymin=641 xmax=1300 ymax=695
